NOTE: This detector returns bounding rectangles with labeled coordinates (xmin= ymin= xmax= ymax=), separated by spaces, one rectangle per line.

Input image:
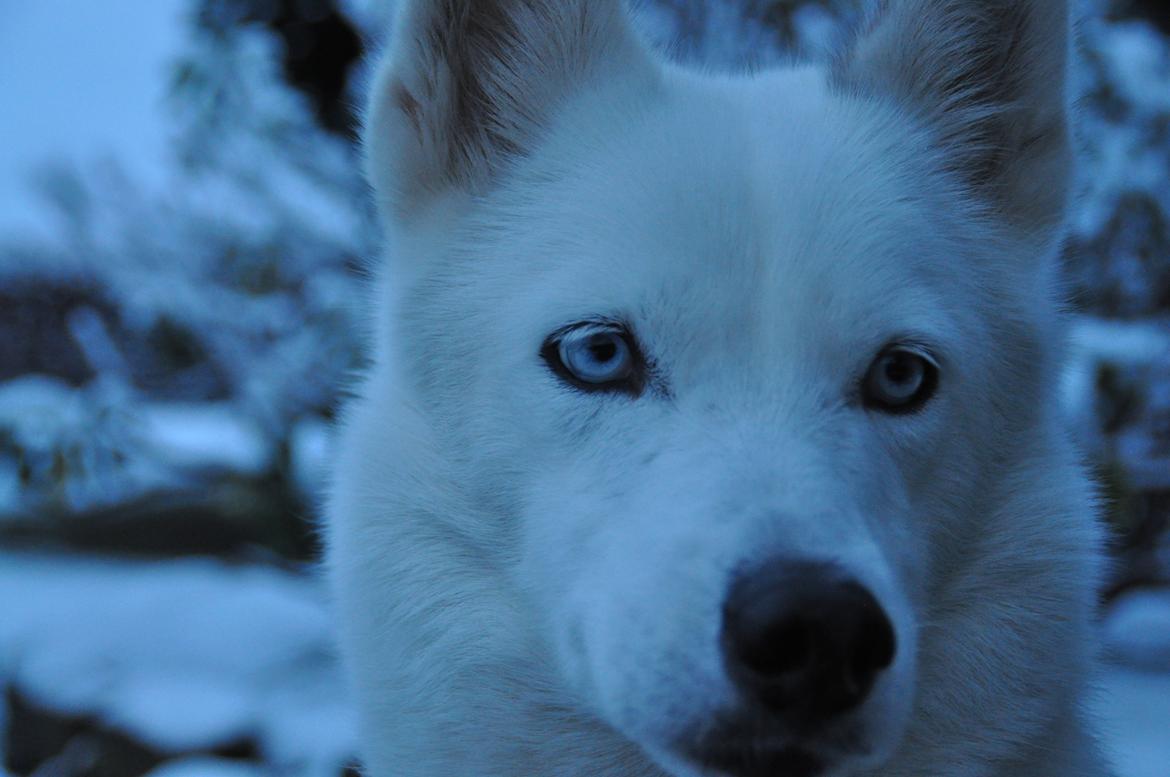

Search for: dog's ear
xmin=365 ymin=0 xmax=649 ymax=220
xmin=834 ymin=0 xmax=1072 ymax=243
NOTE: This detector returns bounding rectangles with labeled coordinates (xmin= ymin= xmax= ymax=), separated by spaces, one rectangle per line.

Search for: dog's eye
xmin=542 ymin=323 xmax=642 ymax=394
xmin=863 ymin=346 xmax=938 ymax=413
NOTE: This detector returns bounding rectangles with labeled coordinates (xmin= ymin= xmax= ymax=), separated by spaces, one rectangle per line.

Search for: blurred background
xmin=0 ymin=1 xmax=1167 ymax=775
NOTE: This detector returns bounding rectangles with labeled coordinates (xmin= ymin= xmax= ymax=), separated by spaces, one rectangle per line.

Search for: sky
xmin=0 ymin=0 xmax=189 ymax=242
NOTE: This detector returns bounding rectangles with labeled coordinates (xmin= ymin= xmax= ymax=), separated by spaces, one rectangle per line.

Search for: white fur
xmin=326 ymin=1 xmax=1112 ymax=775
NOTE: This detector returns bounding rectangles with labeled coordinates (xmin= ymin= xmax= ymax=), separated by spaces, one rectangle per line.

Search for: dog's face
xmin=366 ymin=1 xmax=1070 ymax=775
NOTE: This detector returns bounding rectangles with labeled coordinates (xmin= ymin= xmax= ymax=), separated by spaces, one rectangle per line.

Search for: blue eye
xmin=561 ymin=328 xmax=631 ymax=383
xmin=542 ymin=323 xmax=643 ymax=394
xmin=863 ymin=346 xmax=939 ymax=413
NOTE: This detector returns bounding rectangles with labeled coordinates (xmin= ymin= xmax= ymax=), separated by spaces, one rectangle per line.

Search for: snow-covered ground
xmin=0 ymin=553 xmax=356 ymax=776
xmin=1097 ymin=665 xmax=1170 ymax=777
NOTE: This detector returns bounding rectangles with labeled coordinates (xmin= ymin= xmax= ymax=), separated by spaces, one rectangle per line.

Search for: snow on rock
xmin=0 ymin=376 xmax=153 ymax=515
xmin=146 ymin=757 xmax=264 ymax=777
xmin=290 ymin=415 xmax=334 ymax=504
xmin=137 ymin=403 xmax=273 ymax=477
xmin=1069 ymin=318 xmax=1170 ymax=367
xmin=1104 ymin=587 xmax=1170 ymax=672
xmin=0 ymin=379 xmax=282 ymax=517
xmin=0 ymin=553 xmax=355 ymax=775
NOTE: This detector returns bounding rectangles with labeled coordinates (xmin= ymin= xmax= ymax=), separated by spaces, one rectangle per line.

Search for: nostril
xmin=740 ymin=617 xmax=813 ymax=678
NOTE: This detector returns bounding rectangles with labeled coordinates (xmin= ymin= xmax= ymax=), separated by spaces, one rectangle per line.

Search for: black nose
xmin=721 ymin=560 xmax=896 ymax=723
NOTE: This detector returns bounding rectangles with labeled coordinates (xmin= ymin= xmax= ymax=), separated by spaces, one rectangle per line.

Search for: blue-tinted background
xmin=0 ymin=1 xmax=1167 ymax=776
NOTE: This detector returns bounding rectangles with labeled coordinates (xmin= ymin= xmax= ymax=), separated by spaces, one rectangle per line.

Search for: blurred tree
xmin=198 ymin=0 xmax=364 ymax=135
xmin=1112 ymin=0 xmax=1170 ymax=34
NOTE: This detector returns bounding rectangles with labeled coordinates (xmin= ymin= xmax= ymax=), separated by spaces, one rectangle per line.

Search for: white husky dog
xmin=326 ymin=0 xmax=1111 ymax=774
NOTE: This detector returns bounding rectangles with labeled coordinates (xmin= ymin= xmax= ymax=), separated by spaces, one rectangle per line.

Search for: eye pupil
xmin=884 ymin=355 xmax=918 ymax=385
xmin=588 ymin=336 xmax=618 ymax=363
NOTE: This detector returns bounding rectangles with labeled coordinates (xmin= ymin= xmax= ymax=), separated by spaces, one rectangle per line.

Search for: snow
xmin=0 ymin=553 xmax=356 ymax=775
xmin=0 ymin=378 xmax=290 ymax=515
xmin=0 ymin=376 xmax=145 ymax=513
xmin=290 ymin=415 xmax=335 ymax=502
xmin=1098 ymin=21 xmax=1170 ymax=116
xmin=1097 ymin=667 xmax=1170 ymax=777
xmin=146 ymin=758 xmax=264 ymax=777
xmin=1104 ymin=588 xmax=1170 ymax=672
xmin=1070 ymin=318 xmax=1170 ymax=366
xmin=138 ymin=403 xmax=273 ymax=476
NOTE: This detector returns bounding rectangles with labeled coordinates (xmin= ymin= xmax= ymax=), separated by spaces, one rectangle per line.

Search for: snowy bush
xmin=0 ymin=6 xmax=373 ymax=550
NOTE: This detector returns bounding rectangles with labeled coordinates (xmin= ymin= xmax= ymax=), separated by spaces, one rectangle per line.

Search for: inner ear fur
xmin=364 ymin=0 xmax=648 ymax=219
xmin=833 ymin=0 xmax=1073 ymax=240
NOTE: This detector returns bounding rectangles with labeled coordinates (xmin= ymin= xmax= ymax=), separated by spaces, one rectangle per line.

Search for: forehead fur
xmin=415 ymin=66 xmax=1011 ymax=367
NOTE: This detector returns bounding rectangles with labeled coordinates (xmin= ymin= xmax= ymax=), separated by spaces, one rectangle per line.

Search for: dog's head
xmin=362 ymin=1 xmax=1073 ymax=774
